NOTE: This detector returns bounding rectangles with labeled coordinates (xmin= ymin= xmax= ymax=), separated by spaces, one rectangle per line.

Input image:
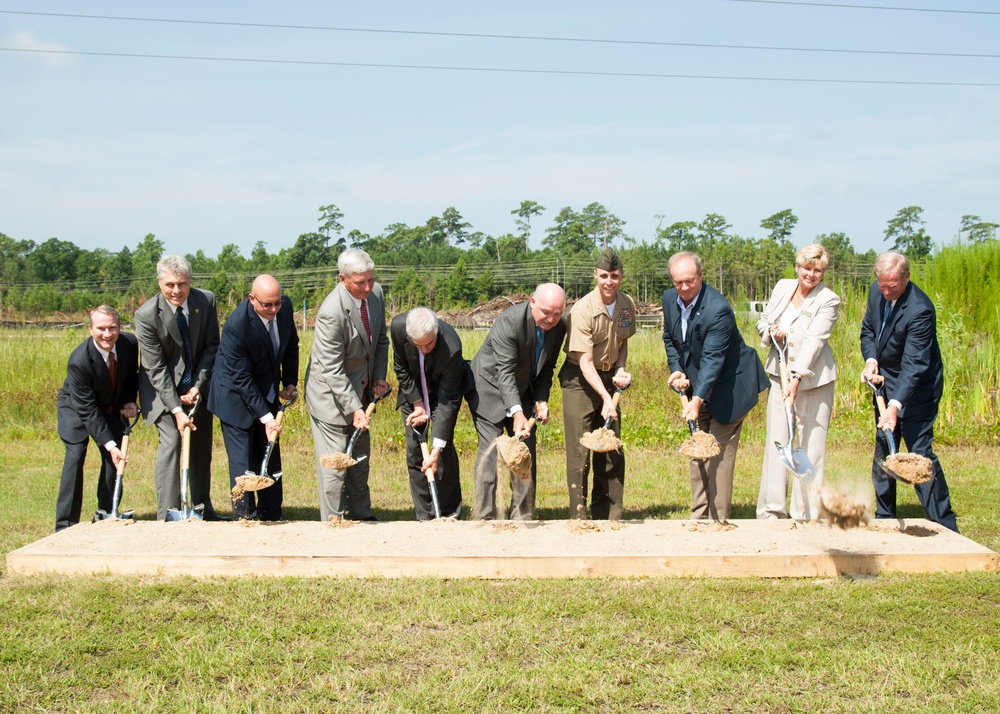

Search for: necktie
xmin=107 ymin=350 xmax=119 ymax=393
xmin=268 ymin=319 xmax=279 ymax=358
xmin=418 ymin=350 xmax=431 ymax=416
xmin=360 ymin=299 xmax=371 ymax=341
xmin=176 ymin=306 xmax=193 ymax=393
xmin=877 ymin=300 xmax=892 ymax=344
xmin=533 ymin=326 xmax=544 ymax=375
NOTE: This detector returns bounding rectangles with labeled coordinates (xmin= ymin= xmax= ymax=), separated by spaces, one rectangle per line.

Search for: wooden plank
xmin=6 ymin=519 xmax=997 ymax=579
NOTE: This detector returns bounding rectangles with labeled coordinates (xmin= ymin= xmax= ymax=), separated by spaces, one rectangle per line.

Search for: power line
xmin=0 ymin=9 xmax=997 ymax=59
xmin=722 ymin=0 xmax=1000 ymax=15
xmin=2 ymin=47 xmax=997 ymax=87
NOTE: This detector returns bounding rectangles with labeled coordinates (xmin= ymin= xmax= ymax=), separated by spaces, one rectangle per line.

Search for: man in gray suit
xmin=135 ymin=254 xmax=223 ymax=520
xmin=305 ymin=248 xmax=390 ymax=522
xmin=468 ymin=283 xmax=567 ymax=520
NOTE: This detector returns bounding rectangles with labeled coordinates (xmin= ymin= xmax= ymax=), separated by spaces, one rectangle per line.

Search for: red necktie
xmin=108 ymin=350 xmax=119 ymax=392
xmin=360 ymin=299 xmax=371 ymax=340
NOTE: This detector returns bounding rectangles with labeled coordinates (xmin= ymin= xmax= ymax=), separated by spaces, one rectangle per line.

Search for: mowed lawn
xmin=2 ymin=328 xmax=999 ymax=713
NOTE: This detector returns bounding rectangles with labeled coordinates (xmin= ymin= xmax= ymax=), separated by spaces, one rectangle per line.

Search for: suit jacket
xmin=756 ymin=278 xmax=839 ymax=390
xmin=207 ymin=295 xmax=300 ymax=428
xmin=135 ymin=289 xmax=220 ymax=422
xmin=860 ymin=280 xmax=943 ymax=418
xmin=662 ymin=282 xmax=767 ymax=424
xmin=305 ymin=282 xmax=389 ymax=426
xmin=468 ymin=301 xmax=567 ymax=423
xmin=57 ymin=333 xmax=139 ymax=445
xmin=390 ymin=313 xmax=473 ymax=445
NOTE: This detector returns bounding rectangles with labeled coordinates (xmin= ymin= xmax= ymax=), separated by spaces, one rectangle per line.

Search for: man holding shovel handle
xmin=560 ymin=248 xmax=636 ymax=521
xmin=391 ymin=307 xmax=473 ymax=521
xmin=860 ymin=251 xmax=958 ymax=532
xmin=208 ymin=274 xmax=299 ymax=521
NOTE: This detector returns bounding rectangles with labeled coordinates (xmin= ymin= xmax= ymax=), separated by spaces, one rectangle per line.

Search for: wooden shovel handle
xmin=116 ymin=433 xmax=130 ymax=476
xmin=419 ymin=440 xmax=436 ymax=481
xmin=365 ymin=401 xmax=378 ymax=418
xmin=266 ymin=409 xmax=286 ymax=445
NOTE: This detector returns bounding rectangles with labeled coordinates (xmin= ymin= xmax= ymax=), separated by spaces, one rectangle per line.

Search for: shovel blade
xmin=789 ymin=447 xmax=816 ymax=483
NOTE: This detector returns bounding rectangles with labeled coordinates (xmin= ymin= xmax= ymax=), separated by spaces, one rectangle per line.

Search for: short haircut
xmin=89 ymin=304 xmax=121 ymax=327
xmin=405 ymin=307 xmax=439 ymax=341
xmin=796 ymin=243 xmax=830 ymax=271
xmin=874 ymin=251 xmax=909 ymax=279
xmin=337 ymin=248 xmax=375 ymax=277
xmin=157 ymin=254 xmax=192 ymax=280
xmin=668 ymin=251 xmax=703 ymax=273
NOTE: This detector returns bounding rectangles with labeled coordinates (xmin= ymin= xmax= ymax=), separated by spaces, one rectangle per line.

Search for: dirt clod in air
xmin=818 ymin=487 xmax=870 ymax=530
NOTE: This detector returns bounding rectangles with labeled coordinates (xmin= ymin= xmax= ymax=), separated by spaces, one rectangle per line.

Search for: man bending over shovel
xmin=208 ymin=275 xmax=299 ymax=521
xmin=55 ymin=306 xmax=139 ymax=531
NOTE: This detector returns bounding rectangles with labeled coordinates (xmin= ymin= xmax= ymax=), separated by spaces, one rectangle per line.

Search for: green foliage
xmin=884 ymin=205 xmax=932 ymax=259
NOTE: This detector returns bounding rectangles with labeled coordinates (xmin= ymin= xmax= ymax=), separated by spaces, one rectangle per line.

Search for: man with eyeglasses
xmin=662 ymin=251 xmax=768 ymax=522
xmin=135 ymin=254 xmax=223 ymax=520
xmin=208 ymin=274 xmax=299 ymax=521
xmin=860 ymin=251 xmax=957 ymax=531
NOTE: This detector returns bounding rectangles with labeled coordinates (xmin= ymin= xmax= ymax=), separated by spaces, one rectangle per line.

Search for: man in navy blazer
xmin=467 ymin=283 xmax=567 ymax=520
xmin=55 ymin=305 xmax=139 ymax=531
xmin=662 ymin=252 xmax=768 ymax=521
xmin=208 ymin=275 xmax=299 ymax=521
xmin=860 ymin=251 xmax=957 ymax=532
xmin=390 ymin=307 xmax=474 ymax=520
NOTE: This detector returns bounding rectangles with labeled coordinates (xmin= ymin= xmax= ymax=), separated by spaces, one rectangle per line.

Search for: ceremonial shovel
xmin=771 ymin=331 xmax=815 ymax=482
xmin=94 ymin=413 xmax=140 ymax=521
xmin=236 ymin=391 xmax=298 ymax=493
xmin=321 ymin=388 xmax=393 ymax=469
xmin=414 ymin=423 xmax=442 ymax=519
xmin=166 ymin=394 xmax=205 ymax=521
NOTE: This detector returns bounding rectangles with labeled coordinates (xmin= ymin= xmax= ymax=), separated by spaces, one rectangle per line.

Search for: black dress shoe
xmin=358 ymin=515 xmax=380 ymax=522
xmin=203 ymin=511 xmax=231 ymax=522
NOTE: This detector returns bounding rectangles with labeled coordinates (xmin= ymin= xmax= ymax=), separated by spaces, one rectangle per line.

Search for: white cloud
xmin=7 ymin=30 xmax=79 ymax=70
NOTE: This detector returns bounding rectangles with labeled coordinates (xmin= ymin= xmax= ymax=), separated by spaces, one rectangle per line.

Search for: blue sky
xmin=2 ymin=1 xmax=997 ymax=260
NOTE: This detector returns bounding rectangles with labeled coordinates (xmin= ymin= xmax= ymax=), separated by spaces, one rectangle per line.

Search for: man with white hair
xmin=135 ymin=254 xmax=223 ymax=520
xmin=305 ymin=248 xmax=390 ymax=521
xmin=390 ymin=307 xmax=473 ymax=520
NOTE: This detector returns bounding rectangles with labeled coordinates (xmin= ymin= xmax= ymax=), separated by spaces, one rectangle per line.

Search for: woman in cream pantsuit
xmin=756 ymin=244 xmax=840 ymax=520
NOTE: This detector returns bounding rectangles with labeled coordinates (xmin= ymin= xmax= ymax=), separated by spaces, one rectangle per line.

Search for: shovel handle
xmin=517 ymin=417 xmax=536 ymax=440
xmin=365 ymin=401 xmax=378 ymax=418
xmin=418 ymin=440 xmax=436 ymax=482
xmin=677 ymin=393 xmax=699 ymax=436
xmin=266 ymin=409 xmax=286 ymax=445
xmin=116 ymin=433 xmax=130 ymax=476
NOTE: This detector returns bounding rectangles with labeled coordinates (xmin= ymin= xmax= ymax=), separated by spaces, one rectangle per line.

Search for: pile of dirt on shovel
xmin=495 ymin=436 xmax=532 ymax=478
xmin=884 ymin=453 xmax=933 ymax=484
xmin=321 ymin=453 xmax=357 ymax=470
xmin=579 ymin=427 xmax=622 ymax=452
xmin=232 ymin=475 xmax=274 ymax=499
xmin=679 ymin=431 xmax=721 ymax=459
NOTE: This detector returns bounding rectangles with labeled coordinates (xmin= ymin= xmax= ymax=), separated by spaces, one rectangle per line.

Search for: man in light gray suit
xmin=135 ymin=254 xmax=223 ymax=520
xmin=305 ymin=248 xmax=390 ymax=522
xmin=468 ymin=283 xmax=567 ymax=520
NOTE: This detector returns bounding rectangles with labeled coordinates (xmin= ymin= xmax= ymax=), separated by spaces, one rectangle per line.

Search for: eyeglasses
xmin=251 ymin=294 xmax=282 ymax=309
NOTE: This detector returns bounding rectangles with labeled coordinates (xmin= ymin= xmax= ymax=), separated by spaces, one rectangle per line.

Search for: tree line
xmin=1 ymin=203 xmax=996 ymax=321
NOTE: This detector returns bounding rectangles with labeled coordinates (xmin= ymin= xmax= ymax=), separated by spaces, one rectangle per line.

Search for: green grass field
xmin=2 ymin=326 xmax=999 ymax=712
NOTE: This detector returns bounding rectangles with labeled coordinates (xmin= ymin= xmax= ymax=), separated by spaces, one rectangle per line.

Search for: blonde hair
xmin=795 ymin=243 xmax=830 ymax=271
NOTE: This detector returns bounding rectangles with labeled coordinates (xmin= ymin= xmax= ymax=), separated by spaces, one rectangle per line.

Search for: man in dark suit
xmin=468 ymin=283 xmax=567 ymax=520
xmin=135 ymin=255 xmax=222 ymax=520
xmin=208 ymin=274 xmax=299 ymax=521
xmin=390 ymin=307 xmax=473 ymax=520
xmin=860 ymin=251 xmax=958 ymax=532
xmin=55 ymin=305 xmax=139 ymax=531
xmin=663 ymin=252 xmax=768 ymax=521
xmin=305 ymin=248 xmax=390 ymax=522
